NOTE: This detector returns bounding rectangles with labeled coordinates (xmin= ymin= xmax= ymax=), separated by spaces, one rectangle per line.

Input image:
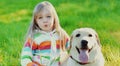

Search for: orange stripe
xmin=32 ymin=41 xmax=38 ymax=50
xmin=38 ymin=40 xmax=61 ymax=50
xmin=38 ymin=41 xmax=51 ymax=50
xmin=32 ymin=40 xmax=62 ymax=50
xmin=56 ymin=40 xmax=60 ymax=49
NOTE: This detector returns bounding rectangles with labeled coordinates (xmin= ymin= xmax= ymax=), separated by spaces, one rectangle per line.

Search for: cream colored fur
xmin=66 ymin=28 xmax=104 ymax=66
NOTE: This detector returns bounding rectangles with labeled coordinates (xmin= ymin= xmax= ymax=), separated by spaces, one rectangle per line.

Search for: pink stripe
xmin=24 ymin=42 xmax=30 ymax=47
xmin=56 ymin=44 xmax=60 ymax=49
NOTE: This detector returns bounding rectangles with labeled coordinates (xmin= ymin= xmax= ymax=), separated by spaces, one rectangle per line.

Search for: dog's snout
xmin=81 ymin=40 xmax=88 ymax=45
xmin=81 ymin=40 xmax=88 ymax=49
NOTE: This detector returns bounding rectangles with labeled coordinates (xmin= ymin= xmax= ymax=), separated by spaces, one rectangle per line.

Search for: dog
xmin=67 ymin=28 xmax=104 ymax=66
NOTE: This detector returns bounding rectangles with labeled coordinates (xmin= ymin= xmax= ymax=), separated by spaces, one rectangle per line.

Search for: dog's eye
xmin=88 ymin=34 xmax=92 ymax=37
xmin=76 ymin=34 xmax=80 ymax=37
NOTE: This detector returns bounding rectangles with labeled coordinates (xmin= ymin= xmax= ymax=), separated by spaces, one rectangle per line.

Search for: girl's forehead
xmin=38 ymin=7 xmax=53 ymax=15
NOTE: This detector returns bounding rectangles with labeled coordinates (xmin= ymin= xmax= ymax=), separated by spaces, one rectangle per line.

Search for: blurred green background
xmin=0 ymin=0 xmax=120 ymax=66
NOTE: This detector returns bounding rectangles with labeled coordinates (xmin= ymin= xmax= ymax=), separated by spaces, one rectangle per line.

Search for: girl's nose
xmin=43 ymin=18 xmax=48 ymax=23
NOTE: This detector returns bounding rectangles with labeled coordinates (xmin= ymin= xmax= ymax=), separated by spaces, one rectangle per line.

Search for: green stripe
xmin=55 ymin=57 xmax=60 ymax=61
xmin=41 ymin=56 xmax=50 ymax=59
xmin=21 ymin=55 xmax=32 ymax=60
xmin=50 ymin=57 xmax=60 ymax=65
xmin=33 ymin=33 xmax=41 ymax=39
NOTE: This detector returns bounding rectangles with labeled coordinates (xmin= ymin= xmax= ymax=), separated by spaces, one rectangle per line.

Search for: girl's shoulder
xmin=33 ymin=30 xmax=44 ymax=39
xmin=33 ymin=32 xmax=41 ymax=39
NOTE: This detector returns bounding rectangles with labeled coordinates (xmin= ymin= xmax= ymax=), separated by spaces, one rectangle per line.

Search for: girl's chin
xmin=42 ymin=29 xmax=53 ymax=32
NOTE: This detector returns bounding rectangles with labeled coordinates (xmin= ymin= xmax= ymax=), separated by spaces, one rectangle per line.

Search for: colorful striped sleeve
xmin=65 ymin=38 xmax=70 ymax=49
xmin=21 ymin=38 xmax=33 ymax=66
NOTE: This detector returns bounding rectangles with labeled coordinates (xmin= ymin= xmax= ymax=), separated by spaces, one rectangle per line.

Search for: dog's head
xmin=70 ymin=28 xmax=101 ymax=64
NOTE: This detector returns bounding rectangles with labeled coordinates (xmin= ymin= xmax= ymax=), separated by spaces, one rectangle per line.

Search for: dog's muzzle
xmin=73 ymin=46 xmax=93 ymax=65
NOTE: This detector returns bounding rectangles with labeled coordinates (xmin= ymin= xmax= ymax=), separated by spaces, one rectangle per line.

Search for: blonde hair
xmin=25 ymin=1 xmax=69 ymax=50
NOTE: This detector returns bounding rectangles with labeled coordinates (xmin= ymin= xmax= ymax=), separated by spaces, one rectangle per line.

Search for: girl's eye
xmin=47 ymin=16 xmax=51 ymax=18
xmin=39 ymin=17 xmax=42 ymax=19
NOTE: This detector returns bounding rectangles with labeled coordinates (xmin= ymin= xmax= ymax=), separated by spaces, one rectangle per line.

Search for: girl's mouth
xmin=44 ymin=24 xmax=48 ymax=27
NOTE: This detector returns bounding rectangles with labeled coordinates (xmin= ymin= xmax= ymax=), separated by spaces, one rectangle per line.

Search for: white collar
xmin=37 ymin=29 xmax=56 ymax=35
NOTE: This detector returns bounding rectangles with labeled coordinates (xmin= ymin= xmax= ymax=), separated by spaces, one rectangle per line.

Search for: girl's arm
xmin=21 ymin=38 xmax=33 ymax=66
xmin=21 ymin=38 xmax=45 ymax=66
xmin=60 ymin=38 xmax=70 ymax=65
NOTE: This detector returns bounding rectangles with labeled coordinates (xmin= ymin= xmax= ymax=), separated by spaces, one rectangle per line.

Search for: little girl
xmin=21 ymin=1 xmax=69 ymax=66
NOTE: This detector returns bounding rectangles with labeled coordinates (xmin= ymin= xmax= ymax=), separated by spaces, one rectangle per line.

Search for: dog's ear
xmin=69 ymin=35 xmax=73 ymax=50
xmin=95 ymin=34 xmax=101 ymax=47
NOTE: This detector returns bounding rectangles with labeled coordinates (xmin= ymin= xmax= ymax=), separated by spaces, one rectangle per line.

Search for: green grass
xmin=0 ymin=0 xmax=120 ymax=66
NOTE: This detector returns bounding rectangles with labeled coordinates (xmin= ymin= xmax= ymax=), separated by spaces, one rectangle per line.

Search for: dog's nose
xmin=81 ymin=40 xmax=88 ymax=49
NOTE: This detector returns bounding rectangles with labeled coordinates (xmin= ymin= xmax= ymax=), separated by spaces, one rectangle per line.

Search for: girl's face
xmin=35 ymin=8 xmax=54 ymax=32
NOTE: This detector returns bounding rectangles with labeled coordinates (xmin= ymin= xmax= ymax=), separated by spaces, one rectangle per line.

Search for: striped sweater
xmin=21 ymin=30 xmax=69 ymax=66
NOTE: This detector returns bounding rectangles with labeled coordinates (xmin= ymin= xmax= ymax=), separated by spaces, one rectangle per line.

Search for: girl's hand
xmin=27 ymin=62 xmax=45 ymax=66
xmin=27 ymin=62 xmax=37 ymax=66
